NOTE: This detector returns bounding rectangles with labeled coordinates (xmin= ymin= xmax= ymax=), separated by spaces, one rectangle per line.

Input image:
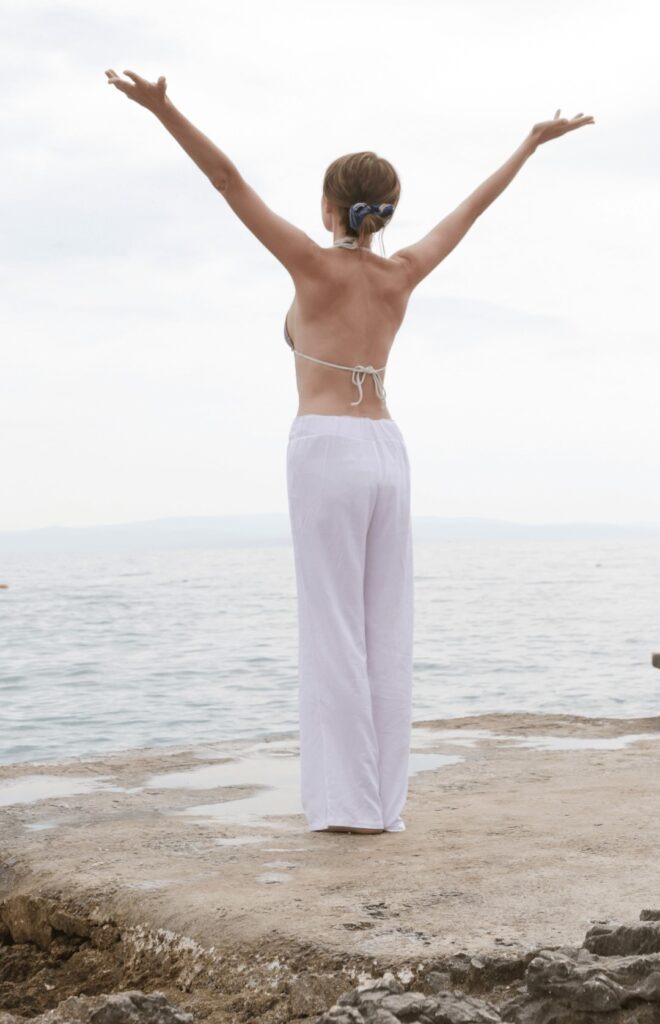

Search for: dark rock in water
xmin=583 ymin=921 xmax=660 ymax=956
xmin=640 ymin=910 xmax=660 ymax=921
xmin=0 ymin=991 xmax=192 ymax=1024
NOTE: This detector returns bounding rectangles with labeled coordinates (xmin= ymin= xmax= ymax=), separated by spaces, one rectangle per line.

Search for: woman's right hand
xmin=531 ymin=109 xmax=595 ymax=148
xmin=105 ymin=69 xmax=169 ymax=113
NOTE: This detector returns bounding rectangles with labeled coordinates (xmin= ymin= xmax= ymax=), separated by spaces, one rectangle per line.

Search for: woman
xmin=105 ymin=69 xmax=594 ymax=835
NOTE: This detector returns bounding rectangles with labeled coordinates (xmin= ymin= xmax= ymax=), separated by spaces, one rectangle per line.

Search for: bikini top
xmin=284 ymin=237 xmax=387 ymax=407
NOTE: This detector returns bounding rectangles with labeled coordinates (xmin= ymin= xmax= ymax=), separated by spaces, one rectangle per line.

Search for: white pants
xmin=286 ymin=414 xmax=414 ymax=832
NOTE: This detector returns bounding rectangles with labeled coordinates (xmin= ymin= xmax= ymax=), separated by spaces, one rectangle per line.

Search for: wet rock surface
xmin=3 ymin=893 xmax=660 ymax=1023
xmin=3 ymin=712 xmax=660 ymax=963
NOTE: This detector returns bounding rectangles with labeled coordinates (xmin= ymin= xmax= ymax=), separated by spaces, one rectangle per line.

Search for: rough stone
xmin=0 ymin=991 xmax=192 ymax=1024
xmin=5 ymin=886 xmax=660 ymax=1024
xmin=318 ymin=983 xmax=503 ymax=1023
xmin=287 ymin=973 xmax=345 ymax=1017
xmin=583 ymin=921 xmax=660 ymax=956
xmin=0 ymin=895 xmax=54 ymax=950
xmin=525 ymin=947 xmax=660 ymax=1011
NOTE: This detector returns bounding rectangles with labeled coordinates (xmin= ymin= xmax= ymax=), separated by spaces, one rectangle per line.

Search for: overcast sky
xmin=2 ymin=0 xmax=658 ymax=530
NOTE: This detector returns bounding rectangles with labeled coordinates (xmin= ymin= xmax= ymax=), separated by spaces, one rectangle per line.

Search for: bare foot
xmin=318 ymin=825 xmax=385 ymax=834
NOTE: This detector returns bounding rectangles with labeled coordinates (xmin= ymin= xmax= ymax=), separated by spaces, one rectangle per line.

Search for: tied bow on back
xmin=350 ymin=365 xmax=387 ymax=406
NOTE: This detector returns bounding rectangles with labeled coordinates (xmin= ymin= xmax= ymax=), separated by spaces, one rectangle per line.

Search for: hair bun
xmin=349 ymin=202 xmax=395 ymax=231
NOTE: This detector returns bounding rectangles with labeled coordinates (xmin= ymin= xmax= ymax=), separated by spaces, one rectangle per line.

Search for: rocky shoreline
xmin=2 ymin=894 xmax=660 ymax=1022
xmin=2 ymin=712 xmax=660 ymax=1022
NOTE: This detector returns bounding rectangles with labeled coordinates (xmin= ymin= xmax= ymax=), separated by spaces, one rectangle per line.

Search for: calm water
xmin=1 ymin=539 xmax=659 ymax=765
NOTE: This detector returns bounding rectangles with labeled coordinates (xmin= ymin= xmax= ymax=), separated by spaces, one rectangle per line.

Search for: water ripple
xmin=1 ymin=538 xmax=659 ymax=765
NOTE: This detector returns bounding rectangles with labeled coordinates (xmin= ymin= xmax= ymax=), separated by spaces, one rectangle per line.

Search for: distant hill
xmin=1 ymin=514 xmax=659 ymax=554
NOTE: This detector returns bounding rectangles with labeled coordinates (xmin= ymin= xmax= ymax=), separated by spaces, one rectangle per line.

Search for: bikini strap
xmin=293 ymin=350 xmax=387 ymax=406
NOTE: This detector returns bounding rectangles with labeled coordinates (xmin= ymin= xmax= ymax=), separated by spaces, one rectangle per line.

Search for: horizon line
xmin=2 ymin=512 xmax=660 ymax=536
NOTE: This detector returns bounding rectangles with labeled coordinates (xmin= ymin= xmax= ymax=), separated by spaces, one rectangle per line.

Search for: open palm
xmin=532 ymin=109 xmax=595 ymax=146
xmin=105 ymin=68 xmax=168 ymax=111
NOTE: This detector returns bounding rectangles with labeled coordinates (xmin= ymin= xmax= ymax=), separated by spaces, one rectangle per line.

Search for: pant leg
xmin=286 ymin=431 xmax=384 ymax=831
xmin=364 ymin=437 xmax=414 ymax=832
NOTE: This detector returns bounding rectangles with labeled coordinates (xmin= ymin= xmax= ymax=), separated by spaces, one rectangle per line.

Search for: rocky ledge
xmin=320 ymin=909 xmax=660 ymax=1024
xmin=2 ymin=895 xmax=660 ymax=1023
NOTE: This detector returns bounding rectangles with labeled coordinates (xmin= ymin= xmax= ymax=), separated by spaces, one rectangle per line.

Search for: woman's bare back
xmin=285 ymin=242 xmax=413 ymax=419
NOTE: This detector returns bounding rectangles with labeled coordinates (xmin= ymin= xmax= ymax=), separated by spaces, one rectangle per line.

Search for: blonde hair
xmin=323 ymin=151 xmax=400 ymax=253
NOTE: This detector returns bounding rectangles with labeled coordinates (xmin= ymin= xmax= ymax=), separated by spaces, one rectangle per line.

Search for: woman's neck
xmin=332 ymin=235 xmax=372 ymax=251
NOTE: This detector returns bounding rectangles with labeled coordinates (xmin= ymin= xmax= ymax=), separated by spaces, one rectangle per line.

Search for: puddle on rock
xmin=0 ymin=775 xmax=117 ymax=807
xmin=411 ymin=727 xmax=496 ymax=748
xmin=156 ymin=730 xmax=461 ymax=828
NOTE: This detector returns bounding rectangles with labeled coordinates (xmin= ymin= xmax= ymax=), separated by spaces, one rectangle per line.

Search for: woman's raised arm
xmin=459 ymin=109 xmax=595 ymax=220
xmin=104 ymin=69 xmax=317 ymax=276
xmin=392 ymin=109 xmax=595 ymax=291
xmin=105 ymin=69 xmax=238 ymax=189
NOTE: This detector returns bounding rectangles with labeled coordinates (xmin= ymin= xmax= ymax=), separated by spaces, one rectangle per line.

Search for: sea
xmin=1 ymin=533 xmax=659 ymax=766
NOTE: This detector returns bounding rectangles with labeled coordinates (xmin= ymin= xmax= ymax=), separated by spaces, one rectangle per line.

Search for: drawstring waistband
xmin=289 ymin=412 xmax=405 ymax=445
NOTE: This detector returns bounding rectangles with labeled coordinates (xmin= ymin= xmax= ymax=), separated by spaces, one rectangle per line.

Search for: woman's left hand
xmin=531 ymin=109 xmax=595 ymax=147
xmin=105 ymin=69 xmax=169 ymax=112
